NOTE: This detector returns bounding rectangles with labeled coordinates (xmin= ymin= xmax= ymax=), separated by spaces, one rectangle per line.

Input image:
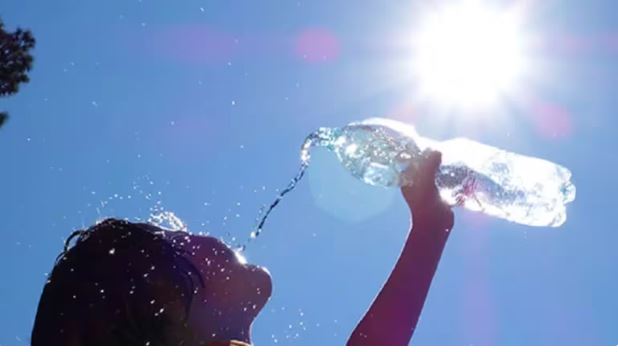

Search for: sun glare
xmin=412 ymin=1 xmax=528 ymax=108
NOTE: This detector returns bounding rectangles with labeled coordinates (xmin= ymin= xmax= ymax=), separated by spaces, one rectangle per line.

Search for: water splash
xmin=148 ymin=211 xmax=188 ymax=232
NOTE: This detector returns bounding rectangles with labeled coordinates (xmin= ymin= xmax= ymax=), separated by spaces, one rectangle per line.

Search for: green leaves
xmin=0 ymin=18 xmax=35 ymax=129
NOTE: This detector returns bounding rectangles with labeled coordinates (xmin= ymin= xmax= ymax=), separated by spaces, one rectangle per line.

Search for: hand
xmin=401 ymin=150 xmax=454 ymax=233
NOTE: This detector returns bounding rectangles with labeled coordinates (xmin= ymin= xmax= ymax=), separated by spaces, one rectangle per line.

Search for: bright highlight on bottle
xmin=412 ymin=1 xmax=528 ymax=107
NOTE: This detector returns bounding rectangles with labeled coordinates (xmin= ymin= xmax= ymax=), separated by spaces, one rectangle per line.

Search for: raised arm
xmin=347 ymin=151 xmax=454 ymax=346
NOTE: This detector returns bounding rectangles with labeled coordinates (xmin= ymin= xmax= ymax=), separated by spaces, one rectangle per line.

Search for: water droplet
xmin=148 ymin=211 xmax=187 ymax=231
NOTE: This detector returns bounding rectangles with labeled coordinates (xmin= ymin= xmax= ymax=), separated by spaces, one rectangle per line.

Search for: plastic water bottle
xmin=301 ymin=117 xmax=576 ymax=227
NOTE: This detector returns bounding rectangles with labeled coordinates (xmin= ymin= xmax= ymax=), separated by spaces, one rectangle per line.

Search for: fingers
xmin=402 ymin=150 xmax=442 ymax=182
xmin=401 ymin=150 xmax=442 ymax=190
xmin=402 ymin=149 xmax=454 ymax=229
xmin=411 ymin=150 xmax=442 ymax=189
xmin=401 ymin=150 xmax=442 ymax=205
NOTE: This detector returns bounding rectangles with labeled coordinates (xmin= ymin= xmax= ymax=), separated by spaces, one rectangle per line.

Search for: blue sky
xmin=1 ymin=0 xmax=617 ymax=345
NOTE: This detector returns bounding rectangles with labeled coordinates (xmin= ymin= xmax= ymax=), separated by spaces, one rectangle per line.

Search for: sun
xmin=412 ymin=0 xmax=528 ymax=108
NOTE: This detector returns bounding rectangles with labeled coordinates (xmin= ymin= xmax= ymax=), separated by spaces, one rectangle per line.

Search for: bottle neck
xmin=309 ymin=127 xmax=339 ymax=147
xmin=300 ymin=127 xmax=340 ymax=164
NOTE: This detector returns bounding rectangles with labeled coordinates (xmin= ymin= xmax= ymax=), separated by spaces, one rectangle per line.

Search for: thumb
xmin=419 ymin=150 xmax=442 ymax=177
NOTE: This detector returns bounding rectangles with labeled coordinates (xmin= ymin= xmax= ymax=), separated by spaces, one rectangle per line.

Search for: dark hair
xmin=31 ymin=218 xmax=204 ymax=345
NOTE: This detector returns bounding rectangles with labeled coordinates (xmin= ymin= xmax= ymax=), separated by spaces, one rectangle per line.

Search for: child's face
xmin=182 ymin=235 xmax=272 ymax=345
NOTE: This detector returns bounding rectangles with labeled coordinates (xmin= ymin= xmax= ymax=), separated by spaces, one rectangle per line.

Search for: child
xmin=31 ymin=151 xmax=453 ymax=345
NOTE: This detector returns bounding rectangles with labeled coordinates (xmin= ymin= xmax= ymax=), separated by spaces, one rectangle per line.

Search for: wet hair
xmin=31 ymin=218 xmax=204 ymax=345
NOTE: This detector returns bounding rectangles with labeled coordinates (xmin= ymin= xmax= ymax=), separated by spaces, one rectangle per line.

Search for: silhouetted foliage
xmin=0 ymin=18 xmax=35 ymax=128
